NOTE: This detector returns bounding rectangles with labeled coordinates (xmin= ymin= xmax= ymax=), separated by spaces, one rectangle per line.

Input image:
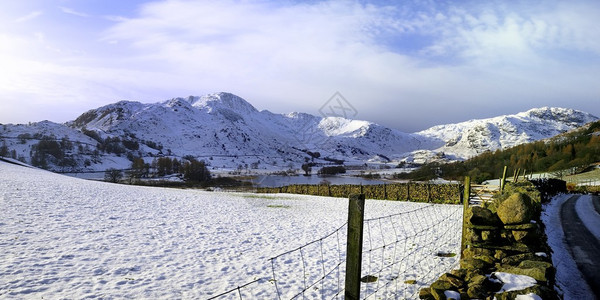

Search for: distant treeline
xmin=396 ymin=120 xmax=600 ymax=183
xmin=257 ymin=182 xmax=462 ymax=204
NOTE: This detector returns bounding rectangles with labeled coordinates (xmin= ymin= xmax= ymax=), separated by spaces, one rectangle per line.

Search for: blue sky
xmin=1 ymin=0 xmax=599 ymax=132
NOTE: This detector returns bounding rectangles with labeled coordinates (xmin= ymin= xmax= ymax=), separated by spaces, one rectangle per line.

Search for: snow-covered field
xmin=0 ymin=161 xmax=462 ymax=299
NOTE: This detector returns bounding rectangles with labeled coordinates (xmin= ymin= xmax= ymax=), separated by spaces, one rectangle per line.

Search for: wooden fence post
xmin=500 ymin=165 xmax=508 ymax=192
xmin=460 ymin=176 xmax=471 ymax=259
xmin=345 ymin=194 xmax=365 ymax=300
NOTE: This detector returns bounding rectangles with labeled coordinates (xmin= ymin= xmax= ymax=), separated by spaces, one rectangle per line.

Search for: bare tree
xmin=104 ymin=168 xmax=123 ymax=183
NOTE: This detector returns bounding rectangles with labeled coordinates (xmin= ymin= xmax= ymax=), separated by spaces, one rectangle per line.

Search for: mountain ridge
xmin=1 ymin=92 xmax=597 ymax=173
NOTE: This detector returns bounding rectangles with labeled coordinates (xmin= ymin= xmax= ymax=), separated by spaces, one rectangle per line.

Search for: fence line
xmin=359 ymin=204 xmax=462 ymax=299
xmin=270 ymin=223 xmax=348 ymax=299
xmin=206 ymin=278 xmax=266 ymax=300
xmin=208 ymin=199 xmax=463 ymax=299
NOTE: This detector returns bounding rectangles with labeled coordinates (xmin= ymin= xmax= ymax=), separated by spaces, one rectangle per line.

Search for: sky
xmin=1 ymin=0 xmax=599 ymax=132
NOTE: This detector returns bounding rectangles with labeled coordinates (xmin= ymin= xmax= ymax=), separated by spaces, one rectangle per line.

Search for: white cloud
xmin=59 ymin=6 xmax=90 ymax=18
xmin=419 ymin=1 xmax=600 ymax=66
xmin=15 ymin=11 xmax=43 ymax=23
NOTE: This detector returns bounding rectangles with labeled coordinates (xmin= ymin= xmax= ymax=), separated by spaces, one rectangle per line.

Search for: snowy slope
xmin=1 ymin=93 xmax=597 ymax=172
xmin=0 ymin=161 xmax=461 ymax=299
xmin=417 ymin=107 xmax=598 ymax=159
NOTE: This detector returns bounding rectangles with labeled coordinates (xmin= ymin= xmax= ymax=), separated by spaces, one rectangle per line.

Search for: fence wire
xmin=208 ymin=202 xmax=462 ymax=300
xmin=360 ymin=204 xmax=462 ymax=299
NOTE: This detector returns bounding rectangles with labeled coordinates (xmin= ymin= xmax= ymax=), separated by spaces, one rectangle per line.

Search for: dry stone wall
xmin=419 ymin=181 xmax=562 ymax=300
xmin=256 ymin=182 xmax=462 ymax=204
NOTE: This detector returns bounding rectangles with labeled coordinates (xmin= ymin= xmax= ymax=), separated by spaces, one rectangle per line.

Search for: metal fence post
xmin=345 ymin=194 xmax=365 ymax=300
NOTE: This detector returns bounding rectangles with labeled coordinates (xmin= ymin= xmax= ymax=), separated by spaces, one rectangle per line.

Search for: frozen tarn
xmin=541 ymin=194 xmax=594 ymax=299
xmin=0 ymin=161 xmax=462 ymax=299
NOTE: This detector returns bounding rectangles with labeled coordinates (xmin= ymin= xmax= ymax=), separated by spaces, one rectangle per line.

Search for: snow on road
xmin=542 ymin=194 xmax=595 ymax=299
xmin=0 ymin=162 xmax=461 ymax=299
xmin=574 ymin=195 xmax=600 ymax=240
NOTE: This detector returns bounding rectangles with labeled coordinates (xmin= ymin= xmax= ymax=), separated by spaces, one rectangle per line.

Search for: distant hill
xmin=399 ymin=120 xmax=600 ymax=182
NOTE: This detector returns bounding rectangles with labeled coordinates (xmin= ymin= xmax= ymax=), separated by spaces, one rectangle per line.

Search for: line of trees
xmin=105 ymin=156 xmax=211 ymax=183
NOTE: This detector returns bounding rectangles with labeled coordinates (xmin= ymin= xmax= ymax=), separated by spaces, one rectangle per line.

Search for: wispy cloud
xmin=415 ymin=2 xmax=600 ymax=66
xmin=59 ymin=6 xmax=90 ymax=18
xmin=15 ymin=11 xmax=43 ymax=23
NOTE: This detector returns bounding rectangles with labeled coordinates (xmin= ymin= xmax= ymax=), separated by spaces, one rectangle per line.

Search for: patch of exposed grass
xmin=243 ymin=194 xmax=280 ymax=200
xmin=266 ymin=204 xmax=291 ymax=209
xmin=435 ymin=252 xmax=457 ymax=257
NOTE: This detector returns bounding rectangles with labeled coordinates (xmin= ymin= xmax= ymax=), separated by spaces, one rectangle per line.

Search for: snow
xmin=574 ymin=195 xmax=600 ymax=239
xmin=541 ymin=194 xmax=594 ymax=299
xmin=493 ymin=272 xmax=537 ymax=292
xmin=444 ymin=290 xmax=461 ymax=299
xmin=515 ymin=292 xmax=542 ymax=300
xmin=0 ymin=161 xmax=462 ymax=299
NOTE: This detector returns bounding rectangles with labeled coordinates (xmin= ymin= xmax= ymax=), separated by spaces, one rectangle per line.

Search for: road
xmin=560 ymin=194 xmax=600 ymax=298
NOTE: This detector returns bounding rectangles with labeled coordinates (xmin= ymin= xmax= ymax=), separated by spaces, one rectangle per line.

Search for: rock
xmin=497 ymin=193 xmax=535 ymax=225
xmin=460 ymin=258 xmax=492 ymax=270
xmin=467 ymin=206 xmax=501 ymax=226
xmin=496 ymin=265 xmax=551 ymax=282
xmin=469 ymin=274 xmax=487 ymax=286
xmin=481 ymin=230 xmax=498 ymax=242
xmin=494 ymin=250 xmax=508 ymax=261
xmin=466 ymin=228 xmax=482 ymax=243
xmin=512 ymin=230 xmax=530 ymax=242
xmin=500 ymin=230 xmax=514 ymax=240
xmin=465 ymin=270 xmax=484 ymax=282
xmin=501 ymin=242 xmax=532 ymax=253
xmin=504 ymin=223 xmax=537 ymax=230
xmin=462 ymin=247 xmax=493 ymax=259
xmin=431 ymin=280 xmax=454 ymax=300
xmin=450 ymin=268 xmax=467 ymax=280
xmin=518 ymin=260 xmax=553 ymax=270
xmin=502 ymin=253 xmax=536 ymax=265
xmin=467 ymin=284 xmax=487 ymax=299
xmin=419 ymin=287 xmax=435 ymax=300
xmin=473 ymin=254 xmax=495 ymax=265
xmin=439 ymin=273 xmax=464 ymax=288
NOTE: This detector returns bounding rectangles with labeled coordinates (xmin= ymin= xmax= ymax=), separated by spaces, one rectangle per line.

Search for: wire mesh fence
xmin=208 ymin=200 xmax=462 ymax=299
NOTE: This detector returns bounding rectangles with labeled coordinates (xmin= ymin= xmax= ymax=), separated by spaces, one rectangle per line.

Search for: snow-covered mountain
xmin=416 ymin=107 xmax=598 ymax=159
xmin=65 ymin=92 xmax=435 ymax=166
xmin=0 ymin=92 xmax=597 ymax=173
